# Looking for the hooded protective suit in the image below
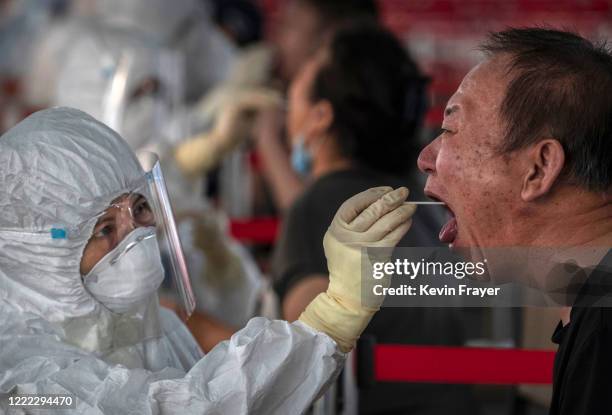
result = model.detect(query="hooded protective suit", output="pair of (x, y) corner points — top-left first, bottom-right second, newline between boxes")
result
(0, 108), (343, 413)
(53, 21), (265, 329)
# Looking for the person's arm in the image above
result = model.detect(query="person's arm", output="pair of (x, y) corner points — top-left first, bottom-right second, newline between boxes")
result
(0, 317), (342, 415)
(184, 311), (235, 353)
(1, 187), (414, 414)
(272, 186), (329, 320)
(175, 88), (282, 177)
(160, 296), (236, 353)
(283, 274), (329, 322)
(254, 108), (304, 211)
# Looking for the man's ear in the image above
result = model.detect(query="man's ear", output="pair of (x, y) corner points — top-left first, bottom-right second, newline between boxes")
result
(305, 100), (334, 140)
(521, 139), (565, 202)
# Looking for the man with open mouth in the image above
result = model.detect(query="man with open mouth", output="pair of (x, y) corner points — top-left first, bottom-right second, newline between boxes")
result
(417, 28), (612, 414)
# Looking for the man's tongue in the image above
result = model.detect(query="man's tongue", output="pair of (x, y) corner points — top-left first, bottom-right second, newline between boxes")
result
(439, 217), (458, 243)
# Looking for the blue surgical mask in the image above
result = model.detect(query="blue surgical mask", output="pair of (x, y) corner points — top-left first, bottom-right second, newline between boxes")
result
(290, 134), (312, 176)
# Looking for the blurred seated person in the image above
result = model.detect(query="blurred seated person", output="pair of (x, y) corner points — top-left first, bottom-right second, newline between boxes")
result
(175, 0), (379, 212)
(262, 22), (478, 414)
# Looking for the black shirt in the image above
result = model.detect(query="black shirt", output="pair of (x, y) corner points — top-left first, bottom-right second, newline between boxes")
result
(550, 250), (612, 415)
(273, 168), (478, 415)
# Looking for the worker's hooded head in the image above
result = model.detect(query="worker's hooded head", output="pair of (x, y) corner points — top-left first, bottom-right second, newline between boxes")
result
(0, 107), (193, 368)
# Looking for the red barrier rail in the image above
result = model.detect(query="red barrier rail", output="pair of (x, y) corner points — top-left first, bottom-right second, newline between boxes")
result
(230, 217), (280, 244)
(374, 345), (555, 385)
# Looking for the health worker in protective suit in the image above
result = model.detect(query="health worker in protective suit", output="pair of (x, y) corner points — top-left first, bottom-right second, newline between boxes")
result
(0, 107), (415, 414)
(53, 20), (271, 331)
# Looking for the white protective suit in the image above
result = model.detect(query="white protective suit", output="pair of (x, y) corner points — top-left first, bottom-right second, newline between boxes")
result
(0, 108), (343, 414)
(54, 21), (184, 152)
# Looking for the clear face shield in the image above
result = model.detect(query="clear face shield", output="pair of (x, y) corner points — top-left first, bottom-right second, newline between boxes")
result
(141, 152), (196, 317)
(81, 153), (195, 319)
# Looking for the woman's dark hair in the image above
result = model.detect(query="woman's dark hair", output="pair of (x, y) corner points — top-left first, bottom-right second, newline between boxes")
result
(311, 22), (428, 176)
(297, 0), (379, 27)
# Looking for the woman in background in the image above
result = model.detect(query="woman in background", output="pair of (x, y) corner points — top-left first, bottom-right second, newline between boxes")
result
(259, 22), (479, 414)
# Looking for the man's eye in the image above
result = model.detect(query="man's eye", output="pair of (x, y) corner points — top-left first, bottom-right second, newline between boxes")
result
(440, 128), (451, 134)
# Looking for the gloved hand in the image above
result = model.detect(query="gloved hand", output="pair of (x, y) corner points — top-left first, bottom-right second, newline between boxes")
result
(184, 209), (246, 289)
(198, 212), (245, 289)
(175, 88), (282, 176)
(299, 187), (416, 353)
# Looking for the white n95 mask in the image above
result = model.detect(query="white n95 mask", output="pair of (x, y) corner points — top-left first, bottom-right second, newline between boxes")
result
(84, 227), (165, 313)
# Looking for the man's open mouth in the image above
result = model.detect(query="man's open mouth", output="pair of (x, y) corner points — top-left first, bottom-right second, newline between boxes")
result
(425, 192), (457, 244)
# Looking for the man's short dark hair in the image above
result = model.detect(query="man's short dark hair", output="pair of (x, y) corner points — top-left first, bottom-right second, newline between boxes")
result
(480, 27), (612, 192)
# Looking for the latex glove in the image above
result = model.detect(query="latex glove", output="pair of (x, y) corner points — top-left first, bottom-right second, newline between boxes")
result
(175, 88), (282, 176)
(192, 210), (246, 289)
(299, 187), (416, 353)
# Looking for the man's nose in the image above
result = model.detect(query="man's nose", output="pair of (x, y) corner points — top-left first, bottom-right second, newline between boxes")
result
(417, 138), (439, 175)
